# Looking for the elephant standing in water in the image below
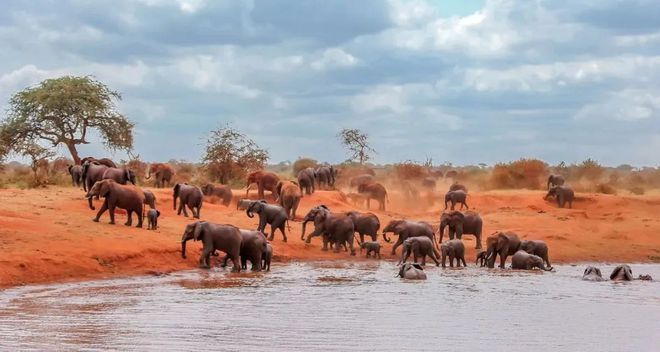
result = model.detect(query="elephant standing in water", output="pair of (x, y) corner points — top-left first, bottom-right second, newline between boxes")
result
(520, 240), (552, 268)
(547, 174), (565, 189)
(399, 237), (440, 266)
(511, 250), (553, 271)
(439, 211), (482, 249)
(610, 264), (634, 281)
(485, 232), (521, 268)
(146, 163), (175, 188)
(221, 230), (268, 271)
(86, 179), (144, 228)
(440, 239), (466, 268)
(397, 263), (427, 280)
(181, 221), (242, 270)
(582, 266), (604, 281)
(173, 183), (203, 218)
(382, 220), (437, 255)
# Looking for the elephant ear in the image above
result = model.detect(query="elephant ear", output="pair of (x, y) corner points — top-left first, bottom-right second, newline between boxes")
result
(100, 180), (112, 197)
(193, 222), (206, 241)
(496, 233), (508, 252)
(451, 211), (465, 223)
(610, 266), (621, 280)
(275, 182), (283, 196)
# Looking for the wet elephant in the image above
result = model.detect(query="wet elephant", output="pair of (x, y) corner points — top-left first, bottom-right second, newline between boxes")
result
(173, 183), (203, 218)
(382, 220), (437, 255)
(582, 266), (604, 281)
(485, 232), (521, 268)
(86, 179), (144, 228)
(397, 263), (426, 280)
(439, 210), (482, 249)
(511, 250), (553, 271)
(520, 240), (552, 268)
(610, 264), (633, 281)
(399, 237), (440, 266)
(440, 239), (466, 268)
(181, 221), (242, 270)
(221, 229), (268, 271)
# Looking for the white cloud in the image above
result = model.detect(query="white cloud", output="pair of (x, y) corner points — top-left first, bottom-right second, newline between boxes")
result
(310, 48), (358, 71)
(351, 85), (409, 113)
(575, 89), (660, 122)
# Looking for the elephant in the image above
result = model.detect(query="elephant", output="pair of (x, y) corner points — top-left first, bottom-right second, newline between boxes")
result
(444, 170), (458, 180)
(349, 174), (375, 190)
(82, 162), (109, 194)
(315, 165), (335, 189)
(360, 241), (381, 258)
(246, 200), (289, 242)
(180, 221), (242, 270)
(399, 237), (440, 266)
(582, 266), (604, 281)
(485, 232), (521, 268)
(397, 263), (426, 280)
(610, 264), (633, 281)
(68, 165), (83, 187)
(221, 230), (268, 271)
(545, 186), (574, 208)
(382, 220), (437, 255)
(511, 250), (553, 271)
(444, 190), (468, 211)
(102, 167), (136, 185)
(547, 174), (565, 189)
(201, 183), (233, 206)
(440, 239), (466, 268)
(301, 205), (356, 255)
(297, 167), (316, 195)
(449, 183), (468, 193)
(246, 171), (280, 200)
(80, 157), (117, 168)
(173, 183), (203, 218)
(237, 199), (256, 210)
(421, 177), (436, 189)
(439, 211), (483, 249)
(85, 179), (144, 228)
(146, 163), (175, 188)
(520, 240), (552, 268)
(146, 209), (160, 230)
(275, 180), (302, 220)
(345, 192), (368, 207)
(262, 243), (273, 271)
(476, 250), (488, 267)
(430, 170), (444, 178)
(357, 182), (388, 211)
(345, 211), (380, 244)
(143, 190), (156, 209)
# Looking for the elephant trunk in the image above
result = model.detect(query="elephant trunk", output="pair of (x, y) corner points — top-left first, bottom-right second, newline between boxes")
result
(382, 232), (391, 243)
(181, 240), (187, 259)
(87, 195), (95, 210)
(301, 220), (308, 240)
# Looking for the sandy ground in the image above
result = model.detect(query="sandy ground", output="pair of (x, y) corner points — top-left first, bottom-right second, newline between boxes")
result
(0, 185), (659, 288)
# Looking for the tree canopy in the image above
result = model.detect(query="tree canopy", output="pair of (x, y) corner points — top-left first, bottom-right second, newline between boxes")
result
(0, 75), (134, 164)
(337, 128), (375, 165)
(203, 125), (269, 184)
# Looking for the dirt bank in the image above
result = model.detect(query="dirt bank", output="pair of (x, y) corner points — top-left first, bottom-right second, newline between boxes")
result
(1, 186), (659, 288)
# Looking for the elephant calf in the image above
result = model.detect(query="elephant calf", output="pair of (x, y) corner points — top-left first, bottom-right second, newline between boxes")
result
(262, 243), (273, 271)
(520, 240), (551, 268)
(360, 241), (381, 259)
(475, 250), (488, 267)
(146, 209), (160, 230)
(400, 237), (440, 266)
(397, 263), (426, 280)
(511, 250), (552, 271)
(582, 266), (604, 281)
(440, 239), (466, 268)
(246, 200), (289, 242)
(444, 190), (468, 211)
(544, 185), (574, 208)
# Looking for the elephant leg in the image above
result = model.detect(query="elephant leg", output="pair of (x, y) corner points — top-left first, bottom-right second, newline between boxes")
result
(421, 255), (426, 266)
(182, 203), (191, 217)
(463, 201), (469, 210)
(279, 224), (287, 242)
(125, 210), (133, 226)
(230, 254), (241, 273)
(177, 201), (184, 216)
(199, 246), (212, 269)
(391, 238), (403, 255)
(461, 257), (467, 267)
(93, 200), (109, 222)
(449, 256), (454, 267)
(499, 252), (508, 269)
(108, 202), (117, 225)
(359, 234), (365, 244)
(221, 255), (230, 268)
(322, 236), (329, 251)
(476, 234), (482, 249)
(347, 236), (355, 256)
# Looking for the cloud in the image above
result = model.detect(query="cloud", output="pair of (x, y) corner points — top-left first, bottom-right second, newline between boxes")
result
(575, 89), (660, 121)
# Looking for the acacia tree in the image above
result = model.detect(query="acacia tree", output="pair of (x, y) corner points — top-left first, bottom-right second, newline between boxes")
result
(337, 128), (375, 165)
(202, 126), (269, 184)
(0, 76), (134, 164)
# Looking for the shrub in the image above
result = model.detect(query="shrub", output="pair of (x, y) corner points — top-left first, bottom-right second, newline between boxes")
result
(575, 158), (604, 182)
(489, 159), (547, 189)
(393, 160), (427, 180)
(629, 186), (645, 195)
(595, 183), (617, 195)
(292, 158), (318, 175)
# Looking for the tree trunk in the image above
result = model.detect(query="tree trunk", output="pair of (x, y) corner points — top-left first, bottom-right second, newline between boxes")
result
(65, 142), (81, 165)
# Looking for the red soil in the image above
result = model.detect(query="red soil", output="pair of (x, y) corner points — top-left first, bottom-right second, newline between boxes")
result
(0, 186), (659, 288)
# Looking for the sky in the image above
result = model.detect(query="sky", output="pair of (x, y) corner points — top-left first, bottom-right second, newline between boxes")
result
(0, 0), (659, 166)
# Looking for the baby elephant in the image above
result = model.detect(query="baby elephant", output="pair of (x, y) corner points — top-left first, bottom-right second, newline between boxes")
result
(475, 250), (488, 267)
(360, 241), (381, 259)
(397, 263), (427, 280)
(146, 209), (161, 230)
(262, 243), (273, 271)
(582, 266), (604, 281)
(440, 239), (466, 268)
(444, 190), (468, 211)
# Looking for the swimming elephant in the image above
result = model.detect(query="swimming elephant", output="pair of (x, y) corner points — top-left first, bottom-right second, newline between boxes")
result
(485, 232), (521, 268)
(440, 239), (466, 268)
(275, 181), (301, 220)
(511, 250), (553, 271)
(246, 200), (289, 242)
(82, 162), (109, 195)
(520, 240), (551, 268)
(297, 167), (316, 195)
(246, 171), (280, 200)
(173, 183), (203, 218)
(357, 182), (388, 211)
(301, 205), (355, 255)
(262, 243), (273, 271)
(143, 190), (156, 209)
(146, 163), (175, 188)
(449, 182), (467, 193)
(610, 264), (633, 281)
(397, 263), (427, 280)
(439, 210), (482, 249)
(545, 185), (574, 208)
(181, 221), (242, 270)
(80, 157), (117, 168)
(345, 211), (380, 244)
(399, 237), (440, 266)
(201, 183), (233, 206)
(382, 219), (437, 255)
(582, 266), (604, 281)
(444, 190), (468, 211)
(547, 174), (565, 189)
(68, 165), (83, 187)
(86, 179), (144, 228)
(221, 229), (268, 271)
(349, 174), (375, 190)
(102, 167), (136, 185)
(315, 165), (335, 189)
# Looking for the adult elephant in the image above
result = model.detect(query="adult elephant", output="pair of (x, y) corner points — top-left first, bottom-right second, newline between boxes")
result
(180, 221), (242, 270)
(444, 190), (468, 210)
(397, 263), (426, 280)
(399, 237), (440, 266)
(439, 211), (483, 249)
(145, 163), (175, 188)
(246, 171), (280, 200)
(301, 205), (355, 255)
(102, 167), (136, 185)
(345, 211), (380, 244)
(485, 232), (521, 268)
(82, 162), (109, 200)
(275, 180), (301, 220)
(545, 186), (574, 208)
(246, 200), (289, 242)
(201, 183), (233, 206)
(520, 240), (552, 268)
(449, 183), (468, 193)
(357, 182), (388, 211)
(610, 264), (634, 281)
(582, 266), (605, 281)
(85, 179), (144, 228)
(316, 165), (335, 189)
(297, 167), (316, 195)
(81, 157), (117, 168)
(511, 250), (553, 271)
(221, 230), (268, 271)
(382, 220), (437, 255)
(68, 165), (83, 187)
(173, 183), (203, 218)
(349, 174), (375, 190)
(547, 174), (565, 189)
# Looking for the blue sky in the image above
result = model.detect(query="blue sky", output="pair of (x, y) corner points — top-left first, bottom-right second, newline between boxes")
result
(1, 0), (658, 166)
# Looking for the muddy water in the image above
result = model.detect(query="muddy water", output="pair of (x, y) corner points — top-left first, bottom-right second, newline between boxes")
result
(0, 263), (658, 351)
